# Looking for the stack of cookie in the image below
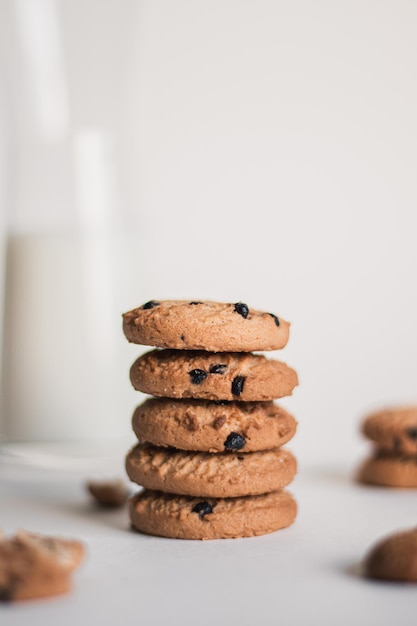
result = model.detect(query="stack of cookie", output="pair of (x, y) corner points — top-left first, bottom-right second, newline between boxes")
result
(122, 300), (299, 539)
(358, 406), (417, 488)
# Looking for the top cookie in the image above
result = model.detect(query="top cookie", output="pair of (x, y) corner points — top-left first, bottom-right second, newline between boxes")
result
(122, 300), (290, 352)
(362, 406), (417, 455)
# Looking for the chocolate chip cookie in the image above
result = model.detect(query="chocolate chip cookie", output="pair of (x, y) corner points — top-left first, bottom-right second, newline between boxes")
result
(129, 489), (297, 540)
(126, 443), (297, 498)
(132, 398), (297, 453)
(130, 349), (298, 401)
(122, 300), (290, 352)
(362, 406), (417, 455)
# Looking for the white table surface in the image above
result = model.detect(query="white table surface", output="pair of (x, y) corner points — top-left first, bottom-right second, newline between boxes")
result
(1, 444), (417, 626)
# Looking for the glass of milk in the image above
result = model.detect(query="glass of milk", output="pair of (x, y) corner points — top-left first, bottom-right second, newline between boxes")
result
(0, 1), (148, 452)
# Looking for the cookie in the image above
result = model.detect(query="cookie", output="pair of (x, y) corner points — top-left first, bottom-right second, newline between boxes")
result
(132, 398), (297, 453)
(357, 452), (417, 488)
(364, 527), (417, 581)
(122, 300), (290, 352)
(362, 406), (417, 455)
(129, 489), (297, 540)
(130, 349), (298, 401)
(126, 443), (297, 498)
(0, 531), (85, 602)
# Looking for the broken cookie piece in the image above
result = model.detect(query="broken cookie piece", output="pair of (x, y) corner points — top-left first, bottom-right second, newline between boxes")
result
(87, 479), (129, 508)
(0, 530), (85, 602)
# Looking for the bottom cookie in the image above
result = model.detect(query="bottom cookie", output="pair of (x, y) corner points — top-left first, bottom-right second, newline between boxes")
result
(129, 489), (297, 540)
(358, 453), (417, 488)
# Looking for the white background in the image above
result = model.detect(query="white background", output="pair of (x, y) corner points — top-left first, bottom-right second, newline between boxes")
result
(0, 0), (417, 469)
(1, 4), (417, 625)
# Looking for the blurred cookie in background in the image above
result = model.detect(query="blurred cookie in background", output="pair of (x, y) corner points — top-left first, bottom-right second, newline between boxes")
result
(357, 405), (417, 487)
(364, 526), (417, 582)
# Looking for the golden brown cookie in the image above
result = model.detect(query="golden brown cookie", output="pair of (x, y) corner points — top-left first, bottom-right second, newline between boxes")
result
(362, 406), (417, 455)
(357, 452), (417, 488)
(130, 349), (298, 401)
(129, 489), (297, 539)
(126, 443), (297, 498)
(0, 531), (85, 602)
(364, 527), (417, 581)
(132, 398), (297, 453)
(122, 300), (290, 352)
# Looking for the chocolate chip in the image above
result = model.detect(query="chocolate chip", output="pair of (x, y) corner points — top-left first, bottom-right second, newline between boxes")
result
(212, 416), (226, 430)
(269, 313), (280, 326)
(213, 400), (230, 405)
(234, 302), (249, 318)
(231, 376), (245, 396)
(192, 501), (214, 519)
(180, 334), (185, 341)
(209, 364), (227, 374)
(0, 586), (13, 603)
(224, 432), (246, 450)
(237, 456), (244, 461)
(406, 427), (417, 441)
(142, 300), (160, 309)
(188, 369), (207, 385)
(189, 301), (203, 305)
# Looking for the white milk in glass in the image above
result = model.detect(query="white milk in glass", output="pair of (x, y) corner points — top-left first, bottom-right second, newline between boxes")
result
(1, 232), (146, 442)
(0, 1), (149, 443)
